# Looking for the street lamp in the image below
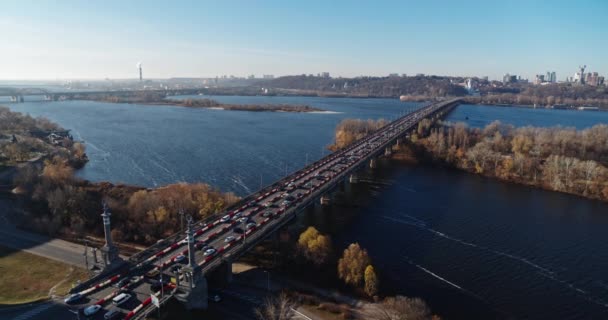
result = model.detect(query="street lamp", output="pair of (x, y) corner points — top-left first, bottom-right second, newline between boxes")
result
(179, 208), (185, 232)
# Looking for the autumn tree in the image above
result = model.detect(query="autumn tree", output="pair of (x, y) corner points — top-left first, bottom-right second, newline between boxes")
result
(364, 265), (379, 297)
(297, 226), (332, 266)
(338, 243), (371, 287)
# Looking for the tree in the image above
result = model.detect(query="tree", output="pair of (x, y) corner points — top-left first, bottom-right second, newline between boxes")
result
(254, 292), (295, 320)
(364, 296), (433, 320)
(364, 265), (379, 297)
(297, 227), (332, 266)
(337, 243), (371, 286)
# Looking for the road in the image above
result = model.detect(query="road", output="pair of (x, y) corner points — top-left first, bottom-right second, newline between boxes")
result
(0, 197), (88, 268)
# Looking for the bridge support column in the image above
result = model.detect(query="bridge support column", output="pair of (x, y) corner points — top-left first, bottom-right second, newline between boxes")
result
(369, 158), (377, 169)
(320, 194), (331, 205)
(10, 95), (23, 103)
(175, 218), (208, 310)
(349, 174), (358, 184)
(384, 146), (392, 156)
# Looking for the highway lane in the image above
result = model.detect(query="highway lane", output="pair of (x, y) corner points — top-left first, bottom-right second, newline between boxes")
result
(64, 100), (457, 320)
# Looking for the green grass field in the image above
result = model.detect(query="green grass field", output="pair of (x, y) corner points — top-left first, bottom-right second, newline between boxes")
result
(0, 246), (88, 304)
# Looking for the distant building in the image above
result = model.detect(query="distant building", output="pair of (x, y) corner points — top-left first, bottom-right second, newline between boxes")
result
(535, 74), (545, 85)
(503, 73), (517, 84)
(321, 72), (330, 78)
(388, 73), (399, 78)
(263, 74), (274, 79)
(248, 74), (255, 79)
(545, 71), (556, 83)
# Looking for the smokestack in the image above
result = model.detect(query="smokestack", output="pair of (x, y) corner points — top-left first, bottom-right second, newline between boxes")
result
(137, 62), (142, 81)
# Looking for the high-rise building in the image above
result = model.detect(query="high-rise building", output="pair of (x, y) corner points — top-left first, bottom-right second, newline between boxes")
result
(503, 73), (517, 84)
(321, 72), (330, 78)
(545, 71), (556, 83)
(535, 74), (545, 85)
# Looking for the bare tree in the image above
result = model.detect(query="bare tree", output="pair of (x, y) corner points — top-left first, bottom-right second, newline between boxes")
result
(364, 296), (433, 320)
(255, 292), (296, 320)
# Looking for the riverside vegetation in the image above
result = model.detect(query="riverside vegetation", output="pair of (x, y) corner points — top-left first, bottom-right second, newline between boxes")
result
(329, 117), (608, 203)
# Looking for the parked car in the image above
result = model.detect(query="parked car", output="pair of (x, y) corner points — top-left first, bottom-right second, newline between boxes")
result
(224, 236), (236, 243)
(209, 294), (222, 302)
(262, 211), (273, 218)
(246, 222), (257, 230)
(220, 215), (231, 223)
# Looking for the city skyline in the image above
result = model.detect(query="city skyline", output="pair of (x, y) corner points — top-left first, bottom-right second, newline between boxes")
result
(1, 0), (606, 81)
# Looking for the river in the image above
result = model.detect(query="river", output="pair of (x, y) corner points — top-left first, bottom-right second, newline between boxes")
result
(5, 98), (608, 319)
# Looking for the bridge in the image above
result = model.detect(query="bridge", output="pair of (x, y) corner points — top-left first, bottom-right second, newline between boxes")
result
(65, 99), (461, 320)
(0, 87), (206, 102)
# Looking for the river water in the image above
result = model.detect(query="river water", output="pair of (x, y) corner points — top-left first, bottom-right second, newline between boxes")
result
(5, 98), (608, 319)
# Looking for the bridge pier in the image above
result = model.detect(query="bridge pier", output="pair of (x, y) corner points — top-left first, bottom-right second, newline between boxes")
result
(10, 95), (23, 103)
(384, 146), (392, 156)
(320, 194), (331, 205)
(369, 158), (377, 169)
(349, 173), (358, 184)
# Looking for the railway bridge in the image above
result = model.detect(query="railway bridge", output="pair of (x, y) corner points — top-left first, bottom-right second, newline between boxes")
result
(66, 98), (462, 320)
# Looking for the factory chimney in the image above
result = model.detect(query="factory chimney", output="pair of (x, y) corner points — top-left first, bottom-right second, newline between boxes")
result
(137, 62), (142, 81)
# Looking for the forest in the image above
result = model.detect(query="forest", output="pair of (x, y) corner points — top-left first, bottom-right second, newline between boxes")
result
(413, 120), (608, 201)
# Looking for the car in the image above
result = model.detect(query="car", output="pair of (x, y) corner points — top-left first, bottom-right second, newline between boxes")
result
(233, 227), (244, 234)
(84, 304), (102, 316)
(150, 279), (170, 292)
(262, 211), (273, 218)
(171, 264), (183, 273)
(115, 278), (129, 288)
(203, 248), (216, 256)
(209, 294), (222, 302)
(194, 241), (207, 250)
(248, 200), (256, 207)
(104, 308), (121, 320)
(175, 254), (187, 264)
(232, 212), (243, 220)
(246, 222), (257, 230)
(145, 269), (160, 278)
(220, 215), (231, 223)
(281, 200), (291, 207)
(64, 293), (82, 304)
(224, 236), (236, 243)
(112, 293), (131, 306)
(238, 217), (248, 223)
(263, 202), (273, 208)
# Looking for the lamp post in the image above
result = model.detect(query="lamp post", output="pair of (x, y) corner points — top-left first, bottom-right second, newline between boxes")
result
(179, 208), (185, 233)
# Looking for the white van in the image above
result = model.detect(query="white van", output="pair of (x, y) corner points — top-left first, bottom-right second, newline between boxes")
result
(112, 293), (131, 306)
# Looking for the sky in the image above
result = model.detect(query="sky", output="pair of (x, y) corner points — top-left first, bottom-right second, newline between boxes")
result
(1, 0), (606, 81)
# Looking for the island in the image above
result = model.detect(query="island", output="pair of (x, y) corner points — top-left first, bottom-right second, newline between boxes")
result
(67, 92), (325, 113)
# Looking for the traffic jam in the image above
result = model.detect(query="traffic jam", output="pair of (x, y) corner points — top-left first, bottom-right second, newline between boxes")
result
(64, 101), (449, 319)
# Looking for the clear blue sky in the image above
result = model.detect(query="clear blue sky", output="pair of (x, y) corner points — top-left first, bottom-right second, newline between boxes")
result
(1, 0), (606, 80)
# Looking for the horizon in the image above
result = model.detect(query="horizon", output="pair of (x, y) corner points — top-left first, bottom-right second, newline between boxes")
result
(1, 0), (607, 81)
